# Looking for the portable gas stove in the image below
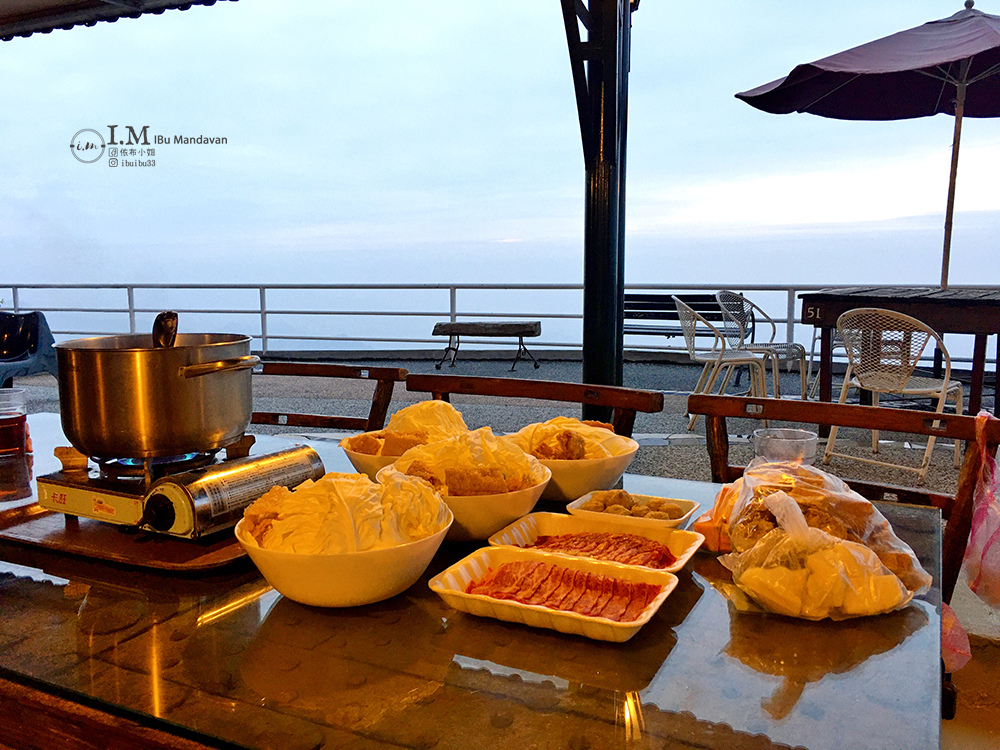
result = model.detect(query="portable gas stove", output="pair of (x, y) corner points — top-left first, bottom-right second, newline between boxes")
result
(36, 435), (325, 539)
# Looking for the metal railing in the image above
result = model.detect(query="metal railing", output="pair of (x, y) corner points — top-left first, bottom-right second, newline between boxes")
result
(2, 282), (996, 370)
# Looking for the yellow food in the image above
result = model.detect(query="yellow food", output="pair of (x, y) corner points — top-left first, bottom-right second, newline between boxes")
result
(384, 427), (544, 497)
(510, 416), (636, 460)
(339, 400), (468, 456)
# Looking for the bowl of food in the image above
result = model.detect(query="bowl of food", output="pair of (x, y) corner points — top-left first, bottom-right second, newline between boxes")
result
(236, 471), (453, 607)
(377, 427), (551, 541)
(567, 489), (699, 531)
(508, 417), (639, 502)
(339, 400), (469, 480)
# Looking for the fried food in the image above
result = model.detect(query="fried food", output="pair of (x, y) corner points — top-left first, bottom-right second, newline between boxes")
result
(339, 400), (468, 457)
(444, 466), (509, 496)
(380, 430), (429, 456)
(533, 429), (587, 460)
(342, 432), (383, 455)
(510, 416), (636, 460)
(580, 490), (686, 521)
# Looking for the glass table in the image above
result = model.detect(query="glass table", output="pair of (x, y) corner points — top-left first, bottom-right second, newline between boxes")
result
(0, 414), (943, 749)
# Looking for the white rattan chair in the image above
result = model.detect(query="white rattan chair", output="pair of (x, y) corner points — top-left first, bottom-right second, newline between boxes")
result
(715, 290), (808, 399)
(822, 307), (963, 482)
(672, 295), (769, 430)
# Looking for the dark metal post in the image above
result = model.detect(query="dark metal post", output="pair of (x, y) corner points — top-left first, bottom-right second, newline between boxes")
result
(561, 0), (633, 421)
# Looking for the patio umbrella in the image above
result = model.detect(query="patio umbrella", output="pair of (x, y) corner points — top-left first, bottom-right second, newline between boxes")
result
(736, 0), (1000, 288)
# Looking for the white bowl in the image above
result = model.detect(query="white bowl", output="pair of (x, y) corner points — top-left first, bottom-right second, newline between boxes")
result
(377, 465), (551, 541)
(341, 447), (399, 481)
(234, 511), (453, 607)
(567, 492), (700, 531)
(538, 441), (639, 502)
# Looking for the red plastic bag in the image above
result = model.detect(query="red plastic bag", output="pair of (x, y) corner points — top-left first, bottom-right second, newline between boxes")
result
(941, 602), (972, 673)
(964, 411), (1000, 608)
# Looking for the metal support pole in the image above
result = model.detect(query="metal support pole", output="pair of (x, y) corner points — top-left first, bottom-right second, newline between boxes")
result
(563, 0), (633, 422)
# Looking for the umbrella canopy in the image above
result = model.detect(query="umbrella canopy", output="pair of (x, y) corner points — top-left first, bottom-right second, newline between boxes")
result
(736, 0), (1000, 288)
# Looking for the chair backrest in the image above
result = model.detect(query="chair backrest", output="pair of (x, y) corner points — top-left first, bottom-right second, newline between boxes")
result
(0, 312), (40, 359)
(405, 373), (664, 437)
(671, 295), (723, 357)
(836, 307), (949, 393)
(715, 290), (757, 348)
(251, 361), (408, 432)
(685, 392), (1000, 604)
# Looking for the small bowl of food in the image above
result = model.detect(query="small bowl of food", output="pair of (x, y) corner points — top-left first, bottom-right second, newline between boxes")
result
(567, 489), (699, 530)
(236, 472), (453, 607)
(508, 417), (640, 502)
(339, 400), (469, 480)
(377, 427), (551, 541)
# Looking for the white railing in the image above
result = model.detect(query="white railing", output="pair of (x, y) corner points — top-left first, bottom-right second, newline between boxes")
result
(1, 282), (996, 369)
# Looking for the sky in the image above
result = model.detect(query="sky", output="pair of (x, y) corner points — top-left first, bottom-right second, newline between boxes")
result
(2, 0), (999, 289)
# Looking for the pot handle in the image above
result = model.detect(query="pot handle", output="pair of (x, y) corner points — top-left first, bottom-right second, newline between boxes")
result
(179, 355), (261, 379)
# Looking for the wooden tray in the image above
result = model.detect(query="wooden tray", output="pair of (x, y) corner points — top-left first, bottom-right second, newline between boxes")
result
(0, 498), (246, 571)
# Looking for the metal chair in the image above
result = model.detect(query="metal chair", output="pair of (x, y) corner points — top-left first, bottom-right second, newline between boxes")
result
(671, 295), (768, 430)
(805, 327), (846, 400)
(822, 308), (963, 483)
(715, 290), (808, 399)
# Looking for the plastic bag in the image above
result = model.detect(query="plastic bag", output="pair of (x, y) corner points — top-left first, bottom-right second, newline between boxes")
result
(720, 492), (912, 620)
(964, 411), (1000, 608)
(941, 602), (972, 673)
(693, 479), (741, 553)
(727, 458), (932, 596)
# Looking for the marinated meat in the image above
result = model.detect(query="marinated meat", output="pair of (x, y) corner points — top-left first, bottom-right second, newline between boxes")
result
(530, 532), (677, 569)
(466, 561), (662, 623)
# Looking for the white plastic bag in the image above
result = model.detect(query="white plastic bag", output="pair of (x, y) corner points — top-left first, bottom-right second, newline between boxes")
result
(721, 492), (912, 620)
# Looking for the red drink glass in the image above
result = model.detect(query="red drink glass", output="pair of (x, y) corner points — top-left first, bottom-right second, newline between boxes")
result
(0, 388), (27, 455)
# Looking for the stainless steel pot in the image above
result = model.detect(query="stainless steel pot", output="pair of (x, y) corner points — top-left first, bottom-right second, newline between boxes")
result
(56, 333), (260, 458)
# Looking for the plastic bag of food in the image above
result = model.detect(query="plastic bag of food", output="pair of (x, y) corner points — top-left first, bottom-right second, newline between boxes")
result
(720, 492), (912, 620)
(693, 479), (742, 553)
(727, 458), (932, 595)
(963, 411), (1000, 608)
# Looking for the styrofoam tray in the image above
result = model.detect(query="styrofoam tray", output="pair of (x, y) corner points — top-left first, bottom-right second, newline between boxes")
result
(428, 546), (678, 642)
(567, 492), (699, 530)
(487, 512), (704, 573)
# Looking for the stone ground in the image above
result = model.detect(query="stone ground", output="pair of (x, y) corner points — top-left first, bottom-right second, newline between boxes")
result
(12, 353), (1000, 746)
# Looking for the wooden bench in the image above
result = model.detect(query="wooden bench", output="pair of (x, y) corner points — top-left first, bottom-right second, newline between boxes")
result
(623, 293), (727, 341)
(251, 361), (408, 432)
(432, 321), (541, 371)
(406, 373), (664, 437)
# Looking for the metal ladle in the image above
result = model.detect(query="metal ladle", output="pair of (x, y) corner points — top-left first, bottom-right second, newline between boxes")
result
(152, 311), (178, 348)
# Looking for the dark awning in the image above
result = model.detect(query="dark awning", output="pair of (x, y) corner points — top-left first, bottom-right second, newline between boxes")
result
(1, 0), (236, 41)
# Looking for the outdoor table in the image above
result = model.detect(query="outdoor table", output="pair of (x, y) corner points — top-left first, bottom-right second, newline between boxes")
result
(800, 286), (1000, 416)
(0, 414), (943, 750)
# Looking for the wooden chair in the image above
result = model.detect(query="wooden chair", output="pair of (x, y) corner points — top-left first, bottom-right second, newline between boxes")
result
(251, 362), (408, 432)
(404, 373), (664, 437)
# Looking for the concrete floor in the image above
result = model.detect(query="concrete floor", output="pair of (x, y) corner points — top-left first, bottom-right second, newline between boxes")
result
(12, 354), (1000, 746)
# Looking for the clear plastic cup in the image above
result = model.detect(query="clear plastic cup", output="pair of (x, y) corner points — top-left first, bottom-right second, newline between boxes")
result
(752, 428), (818, 465)
(0, 388), (27, 455)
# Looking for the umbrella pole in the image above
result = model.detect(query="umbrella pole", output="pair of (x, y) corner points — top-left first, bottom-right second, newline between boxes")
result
(941, 81), (967, 289)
